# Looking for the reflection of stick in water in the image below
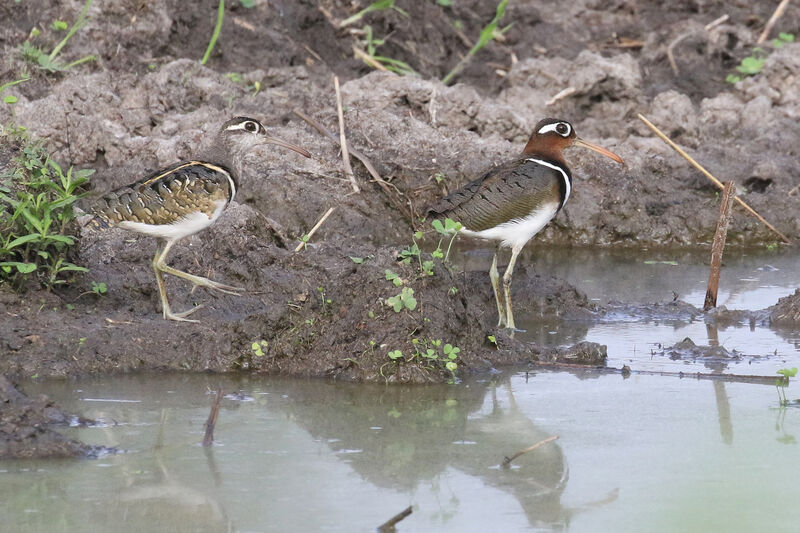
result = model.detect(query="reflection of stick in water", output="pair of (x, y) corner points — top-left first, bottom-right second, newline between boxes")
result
(503, 435), (560, 468)
(377, 505), (413, 532)
(203, 389), (223, 447)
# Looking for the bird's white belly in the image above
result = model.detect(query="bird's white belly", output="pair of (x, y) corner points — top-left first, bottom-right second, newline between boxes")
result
(459, 202), (559, 250)
(118, 200), (227, 241)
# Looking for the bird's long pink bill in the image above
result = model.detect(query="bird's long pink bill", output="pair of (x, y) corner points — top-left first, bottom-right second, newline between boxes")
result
(574, 138), (624, 165)
(265, 137), (312, 158)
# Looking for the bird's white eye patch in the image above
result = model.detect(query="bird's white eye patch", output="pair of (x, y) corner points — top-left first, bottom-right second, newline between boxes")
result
(537, 122), (571, 137)
(227, 120), (262, 133)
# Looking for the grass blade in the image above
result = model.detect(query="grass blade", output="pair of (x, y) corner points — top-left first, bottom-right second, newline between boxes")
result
(48, 0), (93, 62)
(202, 0), (225, 65)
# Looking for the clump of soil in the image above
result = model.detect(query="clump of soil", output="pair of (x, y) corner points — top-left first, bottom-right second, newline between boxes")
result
(770, 289), (800, 328)
(0, 375), (109, 459)
(663, 337), (740, 361)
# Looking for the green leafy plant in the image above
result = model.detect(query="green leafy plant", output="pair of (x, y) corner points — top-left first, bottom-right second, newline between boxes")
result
(340, 0), (408, 28)
(772, 32), (794, 49)
(410, 338), (460, 376)
(0, 129), (92, 288)
(726, 35), (794, 84)
(442, 0), (511, 84)
(399, 230), (436, 275)
(19, 0), (96, 72)
(382, 337), (462, 381)
(386, 286), (417, 312)
(251, 340), (268, 357)
(202, 0), (225, 65)
(776, 367), (797, 406)
(79, 280), (106, 296)
(0, 78), (29, 106)
(318, 286), (332, 312)
(431, 218), (463, 262)
(385, 268), (403, 286)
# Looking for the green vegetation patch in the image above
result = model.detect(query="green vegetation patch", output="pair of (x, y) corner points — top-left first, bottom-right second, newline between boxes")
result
(0, 125), (93, 290)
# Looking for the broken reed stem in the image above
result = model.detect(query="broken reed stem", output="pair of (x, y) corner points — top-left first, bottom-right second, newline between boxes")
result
(704, 182), (736, 311)
(377, 506), (413, 532)
(352, 45), (389, 71)
(334, 75), (359, 193)
(667, 31), (693, 75)
(502, 435), (560, 467)
(637, 114), (792, 244)
(757, 0), (792, 44)
(704, 14), (729, 31)
(295, 207), (335, 252)
(202, 388), (223, 447)
(546, 86), (577, 106)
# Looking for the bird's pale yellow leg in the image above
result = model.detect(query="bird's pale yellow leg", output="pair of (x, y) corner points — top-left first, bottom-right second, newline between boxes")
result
(489, 246), (506, 328)
(152, 239), (204, 322)
(155, 239), (244, 295)
(502, 244), (524, 331)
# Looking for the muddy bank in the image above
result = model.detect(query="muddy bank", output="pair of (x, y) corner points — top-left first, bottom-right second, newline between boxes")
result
(0, 202), (606, 381)
(0, 375), (106, 459)
(1, 0), (799, 383)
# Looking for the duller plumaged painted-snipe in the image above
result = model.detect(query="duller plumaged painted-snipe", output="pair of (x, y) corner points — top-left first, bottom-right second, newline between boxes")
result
(89, 116), (311, 322)
(428, 118), (624, 330)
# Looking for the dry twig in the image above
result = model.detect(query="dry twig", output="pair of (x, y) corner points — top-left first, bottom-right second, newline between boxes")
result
(667, 31), (694, 75)
(637, 114), (792, 244)
(704, 14), (730, 31)
(546, 86), (577, 106)
(334, 75), (359, 193)
(502, 436), (560, 467)
(291, 109), (411, 219)
(757, 0), (792, 44)
(295, 207), (336, 252)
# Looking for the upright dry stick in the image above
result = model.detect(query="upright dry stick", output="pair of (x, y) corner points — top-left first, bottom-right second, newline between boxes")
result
(637, 114), (792, 244)
(704, 182), (736, 311)
(202, 389), (223, 447)
(757, 0), (792, 44)
(334, 75), (359, 193)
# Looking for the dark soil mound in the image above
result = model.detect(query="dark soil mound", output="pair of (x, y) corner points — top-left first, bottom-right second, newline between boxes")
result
(0, 375), (108, 459)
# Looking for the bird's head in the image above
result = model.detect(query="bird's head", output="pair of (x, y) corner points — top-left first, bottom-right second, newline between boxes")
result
(522, 118), (623, 165)
(220, 116), (311, 159)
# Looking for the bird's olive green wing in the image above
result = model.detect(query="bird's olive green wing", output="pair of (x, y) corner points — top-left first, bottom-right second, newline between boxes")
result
(90, 161), (235, 227)
(428, 158), (569, 231)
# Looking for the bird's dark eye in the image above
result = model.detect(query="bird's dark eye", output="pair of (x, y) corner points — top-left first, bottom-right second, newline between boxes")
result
(556, 123), (569, 135)
(244, 121), (258, 132)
